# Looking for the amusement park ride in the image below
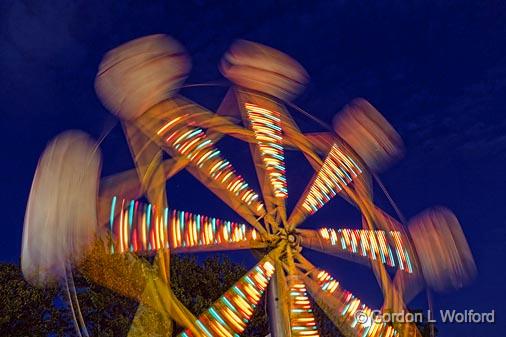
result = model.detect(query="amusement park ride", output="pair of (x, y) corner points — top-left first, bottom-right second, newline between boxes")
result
(21, 35), (477, 337)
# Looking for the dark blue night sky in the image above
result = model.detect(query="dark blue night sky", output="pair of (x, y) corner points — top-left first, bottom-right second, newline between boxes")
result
(1, 1), (505, 336)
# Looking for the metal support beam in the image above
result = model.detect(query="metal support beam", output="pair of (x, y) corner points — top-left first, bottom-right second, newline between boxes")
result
(268, 272), (289, 337)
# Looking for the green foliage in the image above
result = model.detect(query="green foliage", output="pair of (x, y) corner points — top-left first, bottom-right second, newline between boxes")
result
(0, 256), (267, 336)
(71, 271), (138, 337)
(0, 259), (436, 337)
(0, 264), (64, 336)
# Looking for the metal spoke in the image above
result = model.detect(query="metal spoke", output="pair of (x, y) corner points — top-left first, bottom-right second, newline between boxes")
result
(294, 255), (400, 337)
(131, 97), (269, 234)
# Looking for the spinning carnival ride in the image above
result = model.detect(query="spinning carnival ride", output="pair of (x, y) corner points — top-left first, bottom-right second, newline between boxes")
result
(21, 35), (477, 337)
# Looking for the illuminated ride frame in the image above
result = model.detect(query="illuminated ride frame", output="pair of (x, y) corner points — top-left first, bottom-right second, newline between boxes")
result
(21, 35), (476, 337)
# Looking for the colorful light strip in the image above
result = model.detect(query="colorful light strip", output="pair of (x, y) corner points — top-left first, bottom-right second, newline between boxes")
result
(318, 228), (412, 273)
(178, 259), (275, 337)
(109, 197), (258, 254)
(289, 279), (320, 337)
(244, 103), (288, 199)
(316, 270), (339, 294)
(312, 268), (398, 337)
(170, 209), (257, 249)
(157, 115), (264, 214)
(302, 144), (362, 215)
(108, 198), (167, 254)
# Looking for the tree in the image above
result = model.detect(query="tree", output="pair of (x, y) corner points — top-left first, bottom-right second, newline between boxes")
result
(0, 258), (436, 337)
(0, 263), (64, 336)
(0, 255), (267, 336)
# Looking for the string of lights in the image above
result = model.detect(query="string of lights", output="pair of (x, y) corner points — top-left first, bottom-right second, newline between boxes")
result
(289, 279), (320, 337)
(301, 144), (362, 215)
(108, 197), (258, 254)
(318, 228), (413, 273)
(311, 268), (398, 337)
(156, 114), (265, 214)
(244, 103), (288, 199)
(170, 209), (258, 250)
(178, 258), (275, 337)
